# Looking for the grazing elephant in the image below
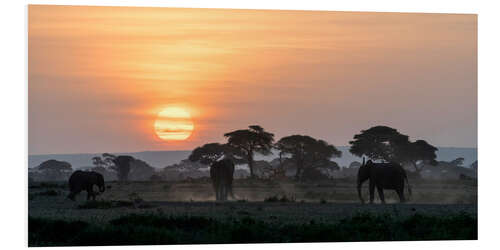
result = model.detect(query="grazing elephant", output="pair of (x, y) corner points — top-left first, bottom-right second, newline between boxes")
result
(210, 159), (235, 201)
(357, 159), (412, 204)
(67, 170), (105, 201)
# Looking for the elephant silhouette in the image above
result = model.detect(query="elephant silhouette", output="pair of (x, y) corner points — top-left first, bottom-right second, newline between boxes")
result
(67, 170), (105, 201)
(210, 159), (235, 201)
(357, 159), (412, 204)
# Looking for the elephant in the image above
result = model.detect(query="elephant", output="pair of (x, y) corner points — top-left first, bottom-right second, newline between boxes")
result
(210, 159), (235, 201)
(67, 170), (105, 201)
(357, 159), (412, 204)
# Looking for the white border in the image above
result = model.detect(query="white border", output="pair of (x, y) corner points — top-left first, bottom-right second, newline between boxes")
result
(2, 0), (498, 249)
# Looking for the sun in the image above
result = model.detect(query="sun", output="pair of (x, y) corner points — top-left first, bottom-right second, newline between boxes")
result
(154, 106), (194, 141)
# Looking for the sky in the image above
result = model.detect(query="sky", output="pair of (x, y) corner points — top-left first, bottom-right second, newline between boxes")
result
(28, 5), (477, 155)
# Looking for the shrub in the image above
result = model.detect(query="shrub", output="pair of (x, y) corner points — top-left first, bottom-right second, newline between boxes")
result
(77, 200), (133, 209)
(36, 190), (59, 196)
(29, 212), (477, 246)
(264, 195), (279, 202)
(128, 192), (144, 203)
(264, 194), (295, 202)
(29, 217), (89, 246)
(40, 182), (66, 188)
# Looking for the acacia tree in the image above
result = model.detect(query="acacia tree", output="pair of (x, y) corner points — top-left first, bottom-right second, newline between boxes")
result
(349, 126), (409, 162)
(92, 157), (105, 168)
(396, 139), (438, 175)
(470, 161), (478, 171)
(112, 155), (135, 181)
(35, 160), (73, 181)
(188, 143), (228, 165)
(349, 126), (438, 175)
(450, 157), (465, 167)
(224, 125), (274, 178)
(91, 153), (135, 181)
(276, 135), (341, 180)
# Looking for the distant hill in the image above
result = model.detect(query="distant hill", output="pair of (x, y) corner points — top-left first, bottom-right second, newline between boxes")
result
(28, 146), (477, 170)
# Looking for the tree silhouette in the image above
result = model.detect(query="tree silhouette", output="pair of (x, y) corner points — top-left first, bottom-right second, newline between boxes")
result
(349, 126), (409, 162)
(396, 139), (438, 175)
(92, 156), (109, 169)
(37, 159), (72, 172)
(110, 155), (135, 182)
(189, 143), (228, 165)
(34, 159), (73, 181)
(450, 157), (465, 167)
(91, 153), (138, 181)
(129, 158), (155, 181)
(470, 160), (478, 171)
(224, 125), (274, 178)
(349, 126), (438, 176)
(276, 135), (341, 181)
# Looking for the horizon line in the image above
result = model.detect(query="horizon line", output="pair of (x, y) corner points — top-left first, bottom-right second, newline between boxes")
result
(28, 145), (478, 156)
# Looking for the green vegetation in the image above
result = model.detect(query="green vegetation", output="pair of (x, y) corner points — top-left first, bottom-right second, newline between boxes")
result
(29, 182), (67, 189)
(77, 200), (134, 209)
(29, 212), (477, 246)
(29, 189), (60, 199)
(36, 189), (60, 196)
(264, 194), (296, 202)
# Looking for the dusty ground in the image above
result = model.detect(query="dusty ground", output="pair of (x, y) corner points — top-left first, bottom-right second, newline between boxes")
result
(28, 179), (477, 224)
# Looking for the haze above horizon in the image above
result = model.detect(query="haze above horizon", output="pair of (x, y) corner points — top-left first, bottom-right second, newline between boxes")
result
(29, 6), (477, 154)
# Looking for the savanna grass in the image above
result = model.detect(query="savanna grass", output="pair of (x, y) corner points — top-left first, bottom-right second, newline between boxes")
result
(29, 212), (477, 246)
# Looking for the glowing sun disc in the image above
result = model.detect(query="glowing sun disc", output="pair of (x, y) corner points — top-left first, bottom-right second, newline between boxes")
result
(154, 107), (194, 141)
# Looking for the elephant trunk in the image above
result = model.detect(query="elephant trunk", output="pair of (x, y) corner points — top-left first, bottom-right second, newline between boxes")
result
(99, 185), (105, 193)
(357, 179), (365, 204)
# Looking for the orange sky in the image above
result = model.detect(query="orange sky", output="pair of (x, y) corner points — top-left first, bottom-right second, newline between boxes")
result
(28, 5), (477, 154)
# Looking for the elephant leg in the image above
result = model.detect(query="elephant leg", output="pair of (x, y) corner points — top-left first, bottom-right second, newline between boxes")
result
(224, 184), (228, 201)
(396, 189), (406, 203)
(377, 187), (385, 204)
(221, 185), (225, 201)
(369, 181), (375, 204)
(86, 187), (94, 201)
(67, 191), (77, 201)
(212, 183), (218, 201)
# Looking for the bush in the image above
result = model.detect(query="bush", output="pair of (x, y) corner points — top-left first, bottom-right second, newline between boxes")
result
(77, 200), (133, 209)
(264, 195), (279, 202)
(128, 192), (144, 204)
(29, 217), (89, 246)
(40, 182), (66, 188)
(29, 212), (477, 246)
(264, 194), (295, 202)
(36, 190), (59, 196)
